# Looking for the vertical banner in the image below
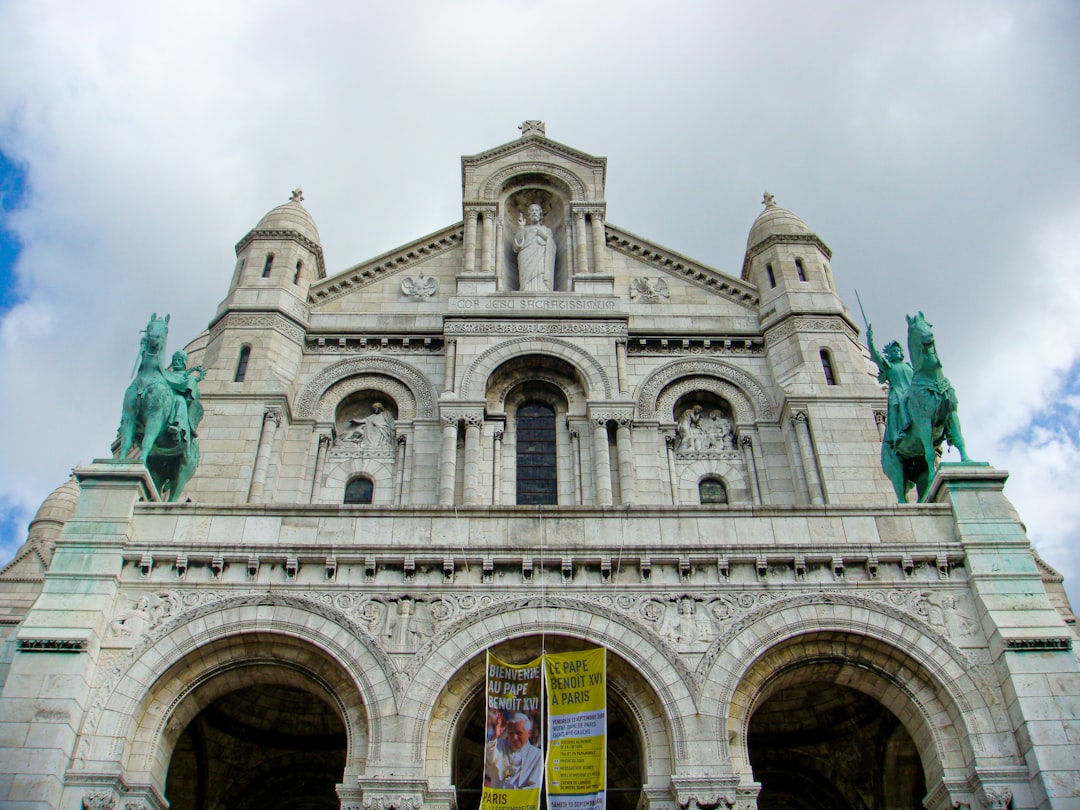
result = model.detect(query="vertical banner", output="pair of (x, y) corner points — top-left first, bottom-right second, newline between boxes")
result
(481, 652), (545, 810)
(545, 648), (606, 810)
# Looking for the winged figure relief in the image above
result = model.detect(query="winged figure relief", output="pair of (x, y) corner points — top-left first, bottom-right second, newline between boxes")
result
(630, 276), (669, 301)
(401, 274), (439, 298)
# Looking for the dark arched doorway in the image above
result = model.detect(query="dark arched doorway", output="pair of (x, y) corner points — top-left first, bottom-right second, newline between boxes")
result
(450, 639), (644, 810)
(748, 679), (925, 810)
(165, 683), (347, 810)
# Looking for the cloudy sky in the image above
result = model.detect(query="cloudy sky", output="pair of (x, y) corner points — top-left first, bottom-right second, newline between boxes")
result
(1, 2), (1078, 603)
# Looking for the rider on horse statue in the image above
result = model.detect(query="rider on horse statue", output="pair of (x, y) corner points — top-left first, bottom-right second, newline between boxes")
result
(866, 312), (971, 503)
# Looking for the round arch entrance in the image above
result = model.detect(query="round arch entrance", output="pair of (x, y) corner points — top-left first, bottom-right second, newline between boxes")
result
(747, 665), (925, 809)
(442, 636), (649, 810)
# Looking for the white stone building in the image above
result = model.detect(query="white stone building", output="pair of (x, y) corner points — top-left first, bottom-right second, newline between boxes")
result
(2, 124), (1079, 810)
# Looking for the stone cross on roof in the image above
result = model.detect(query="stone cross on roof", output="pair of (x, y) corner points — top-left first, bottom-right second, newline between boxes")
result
(519, 120), (546, 138)
(762, 191), (776, 208)
(290, 187), (305, 203)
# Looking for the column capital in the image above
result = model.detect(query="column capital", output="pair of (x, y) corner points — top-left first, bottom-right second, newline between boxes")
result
(264, 406), (283, 425)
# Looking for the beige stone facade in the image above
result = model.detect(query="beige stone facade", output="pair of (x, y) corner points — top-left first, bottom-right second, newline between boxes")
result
(1, 126), (1079, 810)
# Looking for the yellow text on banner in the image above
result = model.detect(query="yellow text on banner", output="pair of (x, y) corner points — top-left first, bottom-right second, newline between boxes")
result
(545, 647), (606, 808)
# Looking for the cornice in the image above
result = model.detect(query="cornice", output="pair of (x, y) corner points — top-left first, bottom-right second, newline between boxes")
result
(605, 224), (759, 308)
(309, 224), (463, 306)
(235, 229), (327, 279)
(740, 232), (833, 279)
(461, 134), (607, 175)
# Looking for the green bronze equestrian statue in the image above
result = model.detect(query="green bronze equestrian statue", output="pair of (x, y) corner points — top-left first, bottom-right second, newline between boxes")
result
(118, 314), (204, 501)
(868, 312), (970, 502)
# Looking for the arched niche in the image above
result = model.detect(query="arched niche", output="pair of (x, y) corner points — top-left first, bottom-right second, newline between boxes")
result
(499, 174), (573, 292)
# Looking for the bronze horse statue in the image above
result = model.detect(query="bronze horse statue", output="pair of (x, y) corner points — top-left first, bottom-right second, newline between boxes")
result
(118, 314), (203, 501)
(878, 312), (970, 502)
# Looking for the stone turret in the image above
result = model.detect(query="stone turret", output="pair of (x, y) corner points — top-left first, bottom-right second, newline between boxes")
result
(205, 189), (324, 388)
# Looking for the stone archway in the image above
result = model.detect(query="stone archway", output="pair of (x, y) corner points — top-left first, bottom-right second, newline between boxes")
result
(746, 659), (926, 810)
(437, 636), (649, 810)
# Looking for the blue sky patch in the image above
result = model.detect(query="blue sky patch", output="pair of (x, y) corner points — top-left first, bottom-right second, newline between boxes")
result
(0, 149), (28, 312)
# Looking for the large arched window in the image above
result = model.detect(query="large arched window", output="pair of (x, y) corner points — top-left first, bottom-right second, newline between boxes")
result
(344, 476), (373, 504)
(516, 402), (557, 505)
(699, 477), (728, 504)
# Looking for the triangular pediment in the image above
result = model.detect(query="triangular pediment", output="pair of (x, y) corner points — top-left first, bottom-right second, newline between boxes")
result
(462, 133), (606, 177)
(606, 223), (759, 309)
(309, 223), (463, 306)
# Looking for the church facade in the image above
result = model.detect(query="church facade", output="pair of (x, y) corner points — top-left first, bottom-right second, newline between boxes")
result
(1, 124), (1079, 810)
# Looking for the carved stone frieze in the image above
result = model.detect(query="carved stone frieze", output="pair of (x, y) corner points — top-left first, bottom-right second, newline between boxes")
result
(209, 312), (305, 346)
(444, 320), (626, 336)
(306, 336), (443, 355)
(83, 791), (116, 810)
(764, 315), (856, 344)
(626, 337), (763, 356)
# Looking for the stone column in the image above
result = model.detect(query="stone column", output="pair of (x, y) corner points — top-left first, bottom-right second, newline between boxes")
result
(394, 435), (407, 505)
(463, 210), (477, 274)
(574, 210), (589, 275)
(444, 338), (457, 394)
(592, 418), (614, 506)
(665, 434), (680, 505)
(494, 216), (504, 289)
(492, 430), (504, 505)
(308, 432), (331, 504)
(741, 435), (762, 505)
(481, 210), (494, 274)
(749, 429), (770, 503)
(570, 429), (583, 505)
(615, 419), (636, 504)
(438, 415), (458, 506)
(248, 406), (281, 503)
(555, 415), (573, 505)
(590, 211), (607, 275)
(792, 411), (825, 505)
(463, 414), (483, 506)
(615, 339), (629, 395)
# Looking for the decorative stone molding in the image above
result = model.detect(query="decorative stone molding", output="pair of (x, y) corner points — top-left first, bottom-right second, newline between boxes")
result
(979, 786), (1012, 809)
(307, 335), (443, 355)
(460, 336), (612, 401)
(606, 225), (757, 306)
(310, 225), (462, 303)
(626, 337), (763, 356)
(741, 231), (833, 278)
(209, 311), (306, 345)
(763, 315), (856, 344)
(319, 376), (416, 425)
(672, 776), (740, 810)
(82, 791), (116, 810)
(1004, 637), (1072, 651)
(263, 406), (282, 426)
(639, 360), (774, 422)
(479, 162), (588, 201)
(18, 638), (88, 653)
(444, 320), (626, 336)
(296, 356), (437, 420)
